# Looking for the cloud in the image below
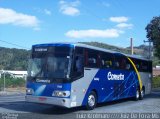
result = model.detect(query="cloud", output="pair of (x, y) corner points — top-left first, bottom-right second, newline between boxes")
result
(34, 8), (52, 16)
(59, 0), (80, 16)
(110, 16), (128, 23)
(102, 2), (110, 7)
(44, 9), (52, 15)
(65, 29), (124, 38)
(116, 23), (133, 29)
(0, 7), (40, 29)
(61, 7), (79, 16)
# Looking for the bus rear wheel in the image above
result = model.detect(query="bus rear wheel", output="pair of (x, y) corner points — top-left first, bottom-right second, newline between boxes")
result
(140, 88), (145, 100)
(135, 89), (140, 101)
(86, 91), (97, 110)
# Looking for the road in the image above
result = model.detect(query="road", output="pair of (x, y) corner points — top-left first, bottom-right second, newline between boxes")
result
(0, 89), (160, 119)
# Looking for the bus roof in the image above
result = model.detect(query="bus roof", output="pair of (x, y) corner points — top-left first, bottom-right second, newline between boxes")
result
(32, 42), (151, 61)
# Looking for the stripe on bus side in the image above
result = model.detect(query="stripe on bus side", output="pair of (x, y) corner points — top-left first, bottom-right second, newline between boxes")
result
(127, 57), (142, 91)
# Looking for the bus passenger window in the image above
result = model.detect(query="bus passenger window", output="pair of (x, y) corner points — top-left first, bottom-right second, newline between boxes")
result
(75, 56), (83, 72)
(115, 62), (120, 68)
(105, 61), (112, 68)
(136, 64), (140, 69)
(126, 64), (130, 70)
(72, 55), (84, 79)
(117, 59), (127, 69)
(102, 60), (105, 66)
(88, 58), (96, 64)
(86, 49), (98, 68)
(141, 61), (148, 72)
(101, 52), (114, 69)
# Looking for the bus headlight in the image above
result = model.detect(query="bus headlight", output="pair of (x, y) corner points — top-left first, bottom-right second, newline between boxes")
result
(52, 91), (70, 97)
(26, 88), (34, 95)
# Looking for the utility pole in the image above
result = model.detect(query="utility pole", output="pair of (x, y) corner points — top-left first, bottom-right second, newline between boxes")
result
(130, 38), (133, 55)
(4, 73), (5, 92)
(144, 40), (152, 59)
(2, 70), (6, 92)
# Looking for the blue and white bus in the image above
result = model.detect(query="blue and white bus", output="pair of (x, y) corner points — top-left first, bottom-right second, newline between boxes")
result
(26, 43), (152, 110)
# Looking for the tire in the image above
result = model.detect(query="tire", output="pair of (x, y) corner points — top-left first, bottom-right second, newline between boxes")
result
(140, 88), (145, 100)
(86, 91), (97, 110)
(135, 89), (140, 101)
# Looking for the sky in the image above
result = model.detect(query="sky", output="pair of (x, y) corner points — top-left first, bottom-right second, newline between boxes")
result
(0, 0), (160, 50)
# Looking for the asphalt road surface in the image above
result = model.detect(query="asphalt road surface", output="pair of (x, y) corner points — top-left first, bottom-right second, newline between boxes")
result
(0, 89), (160, 119)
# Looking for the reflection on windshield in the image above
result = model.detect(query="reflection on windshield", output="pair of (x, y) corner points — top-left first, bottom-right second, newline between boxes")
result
(29, 58), (44, 77)
(28, 55), (70, 79)
(46, 57), (69, 78)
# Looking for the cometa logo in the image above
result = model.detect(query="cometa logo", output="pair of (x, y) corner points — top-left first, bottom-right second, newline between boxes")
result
(107, 72), (124, 80)
(36, 79), (50, 83)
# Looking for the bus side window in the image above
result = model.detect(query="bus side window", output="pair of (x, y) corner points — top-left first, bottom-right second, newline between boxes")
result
(148, 61), (152, 73)
(88, 58), (96, 64)
(105, 61), (112, 68)
(114, 61), (120, 68)
(136, 64), (140, 69)
(135, 59), (151, 73)
(134, 59), (140, 70)
(125, 58), (133, 70)
(86, 49), (98, 68)
(72, 55), (84, 79)
(125, 63), (131, 70)
(141, 61), (148, 72)
(101, 52), (114, 69)
(114, 55), (133, 70)
(75, 56), (83, 72)
(114, 55), (122, 69)
(72, 47), (84, 79)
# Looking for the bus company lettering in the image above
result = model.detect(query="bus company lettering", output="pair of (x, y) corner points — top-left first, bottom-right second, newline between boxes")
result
(36, 79), (50, 83)
(107, 72), (124, 80)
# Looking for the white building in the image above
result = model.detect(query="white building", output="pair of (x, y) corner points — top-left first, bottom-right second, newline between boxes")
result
(156, 65), (160, 69)
(0, 70), (27, 79)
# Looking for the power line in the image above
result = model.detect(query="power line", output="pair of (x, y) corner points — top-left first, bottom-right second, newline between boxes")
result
(0, 39), (30, 50)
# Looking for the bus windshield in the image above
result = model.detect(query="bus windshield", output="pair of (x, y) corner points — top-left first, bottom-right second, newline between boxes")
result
(27, 46), (72, 83)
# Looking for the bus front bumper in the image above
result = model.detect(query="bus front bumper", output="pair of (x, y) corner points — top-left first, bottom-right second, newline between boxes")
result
(25, 95), (76, 108)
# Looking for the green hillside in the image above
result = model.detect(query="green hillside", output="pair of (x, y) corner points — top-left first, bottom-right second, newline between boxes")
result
(0, 47), (30, 70)
(80, 42), (146, 56)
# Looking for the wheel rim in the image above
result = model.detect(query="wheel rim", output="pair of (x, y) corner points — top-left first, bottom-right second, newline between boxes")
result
(88, 95), (95, 107)
(141, 90), (144, 98)
(136, 90), (139, 99)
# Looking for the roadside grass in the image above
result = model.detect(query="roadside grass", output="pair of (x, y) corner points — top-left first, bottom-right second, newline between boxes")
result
(0, 77), (25, 91)
(152, 76), (160, 88)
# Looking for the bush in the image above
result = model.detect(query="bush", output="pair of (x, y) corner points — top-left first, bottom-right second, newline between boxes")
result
(0, 77), (25, 88)
(152, 76), (160, 88)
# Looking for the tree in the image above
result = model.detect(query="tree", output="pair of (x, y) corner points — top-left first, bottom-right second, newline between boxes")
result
(146, 16), (160, 59)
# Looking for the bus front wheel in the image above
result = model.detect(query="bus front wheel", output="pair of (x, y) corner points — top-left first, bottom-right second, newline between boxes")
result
(86, 91), (97, 110)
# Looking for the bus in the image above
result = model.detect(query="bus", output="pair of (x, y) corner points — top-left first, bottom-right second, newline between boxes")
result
(26, 43), (152, 110)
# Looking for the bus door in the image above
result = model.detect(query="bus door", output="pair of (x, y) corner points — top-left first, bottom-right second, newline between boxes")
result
(71, 47), (84, 80)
